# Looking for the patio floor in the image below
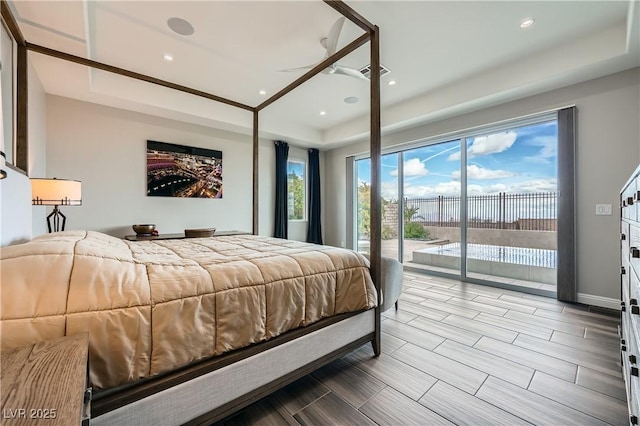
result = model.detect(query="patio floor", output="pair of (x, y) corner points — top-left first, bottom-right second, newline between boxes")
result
(363, 239), (557, 293)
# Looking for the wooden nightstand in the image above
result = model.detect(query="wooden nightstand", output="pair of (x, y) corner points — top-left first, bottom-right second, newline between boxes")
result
(124, 230), (250, 241)
(1, 334), (91, 425)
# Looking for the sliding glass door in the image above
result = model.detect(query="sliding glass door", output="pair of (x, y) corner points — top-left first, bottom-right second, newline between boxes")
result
(463, 122), (558, 292)
(354, 114), (561, 294)
(401, 141), (461, 274)
(356, 153), (400, 259)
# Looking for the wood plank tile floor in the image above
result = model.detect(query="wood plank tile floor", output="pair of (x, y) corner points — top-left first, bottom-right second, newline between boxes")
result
(216, 272), (628, 426)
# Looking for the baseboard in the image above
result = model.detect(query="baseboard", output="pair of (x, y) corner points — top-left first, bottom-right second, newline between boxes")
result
(576, 293), (620, 310)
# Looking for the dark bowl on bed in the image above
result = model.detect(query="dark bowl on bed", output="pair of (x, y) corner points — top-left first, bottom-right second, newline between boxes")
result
(132, 224), (156, 236)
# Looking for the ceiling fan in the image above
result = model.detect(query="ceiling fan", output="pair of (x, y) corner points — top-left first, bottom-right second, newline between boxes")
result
(281, 17), (368, 81)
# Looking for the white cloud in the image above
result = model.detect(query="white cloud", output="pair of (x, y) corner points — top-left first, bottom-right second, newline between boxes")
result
(467, 183), (508, 195)
(508, 178), (558, 193)
(452, 165), (515, 180)
(404, 181), (461, 198)
(381, 181), (399, 200)
(391, 158), (428, 177)
(467, 179), (556, 195)
(403, 178), (557, 199)
(359, 180), (400, 201)
(448, 131), (517, 161)
(524, 135), (557, 163)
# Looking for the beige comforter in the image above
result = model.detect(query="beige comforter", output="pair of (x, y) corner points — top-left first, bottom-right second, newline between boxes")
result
(0, 231), (376, 389)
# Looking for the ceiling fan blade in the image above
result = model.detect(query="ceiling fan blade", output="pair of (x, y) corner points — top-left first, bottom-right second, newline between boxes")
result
(279, 64), (316, 72)
(332, 64), (368, 80)
(280, 63), (335, 75)
(326, 17), (345, 56)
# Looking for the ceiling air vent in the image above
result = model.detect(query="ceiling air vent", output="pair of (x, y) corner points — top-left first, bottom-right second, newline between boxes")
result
(358, 63), (391, 80)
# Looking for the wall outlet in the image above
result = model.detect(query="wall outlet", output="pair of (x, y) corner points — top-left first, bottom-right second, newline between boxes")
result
(596, 204), (612, 215)
(340, 241), (345, 247)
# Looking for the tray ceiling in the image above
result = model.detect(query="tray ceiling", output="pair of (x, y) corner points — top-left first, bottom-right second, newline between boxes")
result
(8, 0), (640, 147)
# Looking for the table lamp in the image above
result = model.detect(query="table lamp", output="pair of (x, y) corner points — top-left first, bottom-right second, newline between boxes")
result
(31, 177), (82, 232)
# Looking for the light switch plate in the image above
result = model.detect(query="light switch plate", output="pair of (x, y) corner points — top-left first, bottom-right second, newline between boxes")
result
(596, 204), (612, 215)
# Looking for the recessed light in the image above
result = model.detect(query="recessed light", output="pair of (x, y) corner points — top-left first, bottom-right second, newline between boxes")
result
(258, 89), (266, 96)
(320, 111), (327, 116)
(344, 96), (359, 104)
(163, 53), (174, 62)
(167, 17), (195, 36)
(387, 80), (397, 86)
(520, 18), (535, 29)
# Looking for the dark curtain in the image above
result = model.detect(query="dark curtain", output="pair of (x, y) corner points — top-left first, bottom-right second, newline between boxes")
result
(306, 148), (323, 244)
(274, 141), (289, 239)
(556, 106), (576, 302)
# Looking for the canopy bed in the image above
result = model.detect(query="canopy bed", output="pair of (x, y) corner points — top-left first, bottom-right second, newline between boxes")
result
(0, 1), (384, 424)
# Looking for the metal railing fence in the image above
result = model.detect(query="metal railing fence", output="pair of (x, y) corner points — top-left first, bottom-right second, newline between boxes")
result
(403, 192), (558, 231)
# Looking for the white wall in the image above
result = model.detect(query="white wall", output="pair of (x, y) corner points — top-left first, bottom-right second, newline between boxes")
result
(28, 60), (47, 236)
(0, 166), (32, 246)
(0, 58), (45, 245)
(46, 95), (274, 238)
(324, 68), (640, 302)
(259, 139), (275, 238)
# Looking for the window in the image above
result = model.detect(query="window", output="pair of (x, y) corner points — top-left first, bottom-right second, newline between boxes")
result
(352, 111), (566, 295)
(287, 160), (305, 220)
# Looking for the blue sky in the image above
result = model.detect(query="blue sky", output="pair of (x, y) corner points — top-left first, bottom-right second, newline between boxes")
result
(358, 120), (558, 199)
(288, 161), (305, 178)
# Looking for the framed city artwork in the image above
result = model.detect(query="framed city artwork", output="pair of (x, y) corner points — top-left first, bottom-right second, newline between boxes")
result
(146, 140), (223, 198)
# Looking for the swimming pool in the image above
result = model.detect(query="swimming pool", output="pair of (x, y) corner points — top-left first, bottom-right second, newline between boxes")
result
(422, 243), (556, 268)
(412, 243), (557, 284)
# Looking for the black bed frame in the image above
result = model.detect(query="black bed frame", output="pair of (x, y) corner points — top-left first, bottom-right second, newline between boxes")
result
(0, 0), (383, 423)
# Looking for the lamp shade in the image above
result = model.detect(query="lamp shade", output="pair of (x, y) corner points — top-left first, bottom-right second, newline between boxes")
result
(31, 178), (82, 206)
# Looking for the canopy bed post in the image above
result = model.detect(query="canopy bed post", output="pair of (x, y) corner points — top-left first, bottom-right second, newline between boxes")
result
(1, 1), (385, 422)
(369, 24), (382, 356)
(16, 42), (27, 172)
(253, 109), (259, 235)
(325, 0), (382, 356)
